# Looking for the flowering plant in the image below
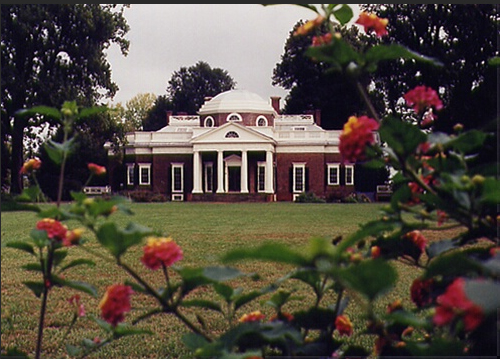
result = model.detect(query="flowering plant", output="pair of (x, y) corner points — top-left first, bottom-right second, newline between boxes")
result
(3, 4), (499, 359)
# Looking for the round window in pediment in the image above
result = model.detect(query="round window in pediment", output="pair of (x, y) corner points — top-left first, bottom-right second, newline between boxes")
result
(225, 131), (239, 138)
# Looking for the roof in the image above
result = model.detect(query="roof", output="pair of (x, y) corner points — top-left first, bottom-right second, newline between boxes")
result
(197, 89), (277, 116)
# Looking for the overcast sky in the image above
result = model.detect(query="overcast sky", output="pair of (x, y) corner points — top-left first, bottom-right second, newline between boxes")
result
(105, 4), (359, 107)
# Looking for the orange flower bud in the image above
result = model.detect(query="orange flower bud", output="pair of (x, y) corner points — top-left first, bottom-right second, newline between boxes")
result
(88, 163), (106, 176)
(20, 158), (41, 174)
(239, 310), (265, 323)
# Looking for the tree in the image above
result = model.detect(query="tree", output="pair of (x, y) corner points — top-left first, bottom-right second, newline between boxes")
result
(362, 4), (499, 132)
(142, 95), (173, 131)
(272, 21), (382, 129)
(123, 93), (157, 131)
(166, 61), (236, 114)
(1, 4), (130, 194)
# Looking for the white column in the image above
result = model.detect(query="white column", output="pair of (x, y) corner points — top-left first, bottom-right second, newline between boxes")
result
(192, 150), (203, 193)
(216, 150), (224, 193)
(265, 150), (274, 193)
(241, 150), (248, 193)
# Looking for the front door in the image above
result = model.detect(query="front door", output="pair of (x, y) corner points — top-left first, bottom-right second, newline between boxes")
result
(228, 166), (241, 192)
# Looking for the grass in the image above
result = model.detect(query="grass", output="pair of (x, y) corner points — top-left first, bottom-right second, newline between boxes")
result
(1, 201), (461, 358)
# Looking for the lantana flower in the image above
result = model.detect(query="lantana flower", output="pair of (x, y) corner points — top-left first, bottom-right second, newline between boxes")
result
(335, 314), (353, 336)
(339, 115), (379, 163)
(141, 236), (183, 270)
(68, 294), (85, 317)
(99, 284), (133, 326)
(63, 228), (84, 247)
(433, 278), (483, 332)
(36, 218), (68, 242)
(293, 15), (325, 36)
(355, 12), (389, 37)
(403, 85), (443, 115)
(20, 158), (41, 174)
(311, 32), (333, 47)
(239, 310), (266, 323)
(88, 163), (106, 176)
(404, 230), (427, 253)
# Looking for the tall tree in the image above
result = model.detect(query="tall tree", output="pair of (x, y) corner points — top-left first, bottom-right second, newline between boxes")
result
(166, 61), (236, 114)
(362, 4), (498, 132)
(123, 92), (157, 131)
(1, 4), (130, 194)
(142, 95), (173, 131)
(272, 21), (382, 129)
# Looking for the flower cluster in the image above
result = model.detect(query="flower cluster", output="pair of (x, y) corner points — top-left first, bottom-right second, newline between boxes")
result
(88, 163), (106, 176)
(36, 218), (68, 242)
(410, 277), (434, 308)
(141, 236), (183, 270)
(433, 278), (483, 331)
(355, 11), (388, 37)
(20, 158), (41, 174)
(404, 230), (427, 253)
(334, 315), (353, 336)
(403, 85), (443, 115)
(239, 310), (266, 323)
(339, 115), (379, 163)
(293, 15), (324, 36)
(99, 284), (133, 326)
(311, 32), (333, 47)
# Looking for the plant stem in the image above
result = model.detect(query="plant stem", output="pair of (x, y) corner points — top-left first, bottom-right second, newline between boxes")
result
(35, 245), (54, 359)
(356, 81), (380, 123)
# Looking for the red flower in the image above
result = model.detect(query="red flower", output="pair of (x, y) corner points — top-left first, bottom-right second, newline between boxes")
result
(269, 312), (294, 322)
(387, 299), (403, 314)
(141, 236), (183, 270)
(63, 228), (84, 247)
(20, 158), (41, 174)
(312, 32), (333, 47)
(403, 85), (443, 115)
(410, 277), (434, 308)
(36, 218), (68, 242)
(88, 163), (106, 176)
(339, 115), (379, 163)
(437, 210), (448, 227)
(99, 284), (133, 326)
(335, 314), (353, 336)
(355, 12), (389, 37)
(433, 278), (483, 331)
(239, 310), (266, 323)
(68, 294), (85, 317)
(371, 245), (381, 259)
(294, 15), (325, 36)
(404, 230), (427, 253)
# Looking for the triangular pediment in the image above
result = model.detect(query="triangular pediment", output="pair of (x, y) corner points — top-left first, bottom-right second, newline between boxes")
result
(190, 122), (275, 144)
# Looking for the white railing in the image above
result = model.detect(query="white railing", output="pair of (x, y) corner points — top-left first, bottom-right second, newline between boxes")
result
(169, 115), (200, 126)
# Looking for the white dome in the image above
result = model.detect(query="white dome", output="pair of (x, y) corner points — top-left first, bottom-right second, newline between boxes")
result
(198, 89), (277, 115)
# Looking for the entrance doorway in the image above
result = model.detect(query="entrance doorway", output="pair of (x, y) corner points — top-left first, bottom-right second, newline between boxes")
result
(227, 166), (241, 192)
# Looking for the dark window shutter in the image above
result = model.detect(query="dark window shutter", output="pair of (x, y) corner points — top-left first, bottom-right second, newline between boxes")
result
(305, 167), (309, 192)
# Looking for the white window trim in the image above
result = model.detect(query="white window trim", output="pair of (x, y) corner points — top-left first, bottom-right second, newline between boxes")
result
(127, 164), (135, 186)
(256, 115), (268, 127)
(138, 163), (151, 185)
(327, 163), (340, 186)
(345, 165), (354, 185)
(226, 112), (242, 122)
(204, 162), (213, 193)
(292, 162), (306, 193)
(171, 163), (184, 193)
(257, 161), (266, 192)
(204, 116), (215, 127)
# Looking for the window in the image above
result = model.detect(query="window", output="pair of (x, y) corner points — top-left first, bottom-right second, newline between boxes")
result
(171, 163), (184, 192)
(225, 131), (239, 138)
(204, 116), (214, 127)
(293, 126), (306, 131)
(256, 116), (267, 126)
(257, 162), (265, 192)
(127, 164), (135, 185)
(293, 163), (306, 193)
(139, 164), (151, 185)
(345, 165), (354, 185)
(204, 162), (213, 193)
(327, 164), (340, 185)
(227, 113), (242, 122)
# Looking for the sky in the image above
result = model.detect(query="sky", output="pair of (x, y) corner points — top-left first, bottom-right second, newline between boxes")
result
(105, 4), (360, 107)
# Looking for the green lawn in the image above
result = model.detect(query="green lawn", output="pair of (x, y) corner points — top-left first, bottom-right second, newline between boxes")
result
(1, 202), (432, 358)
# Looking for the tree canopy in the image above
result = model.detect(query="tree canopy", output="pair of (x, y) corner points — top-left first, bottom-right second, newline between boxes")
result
(1, 4), (130, 193)
(362, 4), (498, 132)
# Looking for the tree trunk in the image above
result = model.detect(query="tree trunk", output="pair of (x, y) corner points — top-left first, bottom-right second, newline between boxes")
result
(10, 116), (26, 194)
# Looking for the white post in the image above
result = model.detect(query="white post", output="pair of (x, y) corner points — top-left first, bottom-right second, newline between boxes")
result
(192, 150), (203, 193)
(265, 150), (274, 193)
(216, 150), (225, 193)
(241, 150), (248, 193)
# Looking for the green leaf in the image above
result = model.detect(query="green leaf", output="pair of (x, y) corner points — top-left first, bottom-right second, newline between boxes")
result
(92, 316), (113, 332)
(30, 229), (50, 248)
(480, 177), (500, 205)
(59, 258), (96, 273)
(424, 252), (484, 279)
(305, 37), (360, 68)
(180, 299), (222, 312)
(4, 241), (35, 255)
(488, 56), (500, 66)
(23, 281), (45, 298)
(293, 307), (336, 330)
(214, 283), (234, 301)
(379, 116), (427, 157)
(113, 323), (153, 338)
(53, 277), (98, 297)
(426, 239), (457, 259)
(221, 242), (308, 266)
(96, 221), (153, 258)
(182, 332), (210, 351)
(338, 259), (397, 300)
(332, 4), (354, 25)
(464, 279), (500, 314)
(53, 249), (68, 267)
(234, 285), (276, 311)
(265, 290), (295, 310)
(337, 219), (397, 254)
(202, 266), (245, 282)
(18, 186), (42, 202)
(365, 44), (443, 70)
(44, 138), (76, 165)
(124, 280), (148, 294)
(15, 105), (61, 121)
(21, 263), (43, 272)
(446, 130), (487, 154)
(65, 343), (82, 356)
(384, 310), (432, 330)
(77, 106), (108, 120)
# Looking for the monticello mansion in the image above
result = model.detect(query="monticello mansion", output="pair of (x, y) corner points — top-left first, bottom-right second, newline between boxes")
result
(105, 89), (382, 202)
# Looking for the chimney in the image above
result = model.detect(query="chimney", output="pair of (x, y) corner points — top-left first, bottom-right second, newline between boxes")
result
(166, 111), (173, 126)
(314, 109), (321, 127)
(270, 96), (281, 115)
